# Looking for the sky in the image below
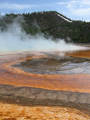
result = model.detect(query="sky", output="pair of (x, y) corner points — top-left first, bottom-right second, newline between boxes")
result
(0, 0), (90, 21)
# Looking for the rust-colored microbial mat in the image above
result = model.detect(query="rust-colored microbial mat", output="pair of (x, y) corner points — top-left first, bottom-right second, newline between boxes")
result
(0, 51), (90, 93)
(0, 50), (90, 119)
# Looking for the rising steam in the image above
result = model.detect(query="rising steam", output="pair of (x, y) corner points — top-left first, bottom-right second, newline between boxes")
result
(0, 17), (87, 54)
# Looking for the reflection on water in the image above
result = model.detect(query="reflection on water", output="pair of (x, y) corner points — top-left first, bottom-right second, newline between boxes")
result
(13, 51), (90, 75)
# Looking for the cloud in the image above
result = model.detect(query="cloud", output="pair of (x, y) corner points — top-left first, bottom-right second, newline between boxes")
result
(71, 8), (90, 16)
(0, 3), (37, 10)
(57, 2), (66, 5)
(67, 0), (90, 16)
(57, 0), (90, 16)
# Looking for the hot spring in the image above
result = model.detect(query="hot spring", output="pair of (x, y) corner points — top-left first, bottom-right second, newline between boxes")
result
(13, 49), (90, 75)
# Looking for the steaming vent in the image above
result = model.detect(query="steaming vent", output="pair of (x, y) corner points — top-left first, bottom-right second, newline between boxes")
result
(0, 16), (88, 55)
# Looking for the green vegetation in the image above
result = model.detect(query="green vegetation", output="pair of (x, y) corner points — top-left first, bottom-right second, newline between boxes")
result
(0, 11), (90, 43)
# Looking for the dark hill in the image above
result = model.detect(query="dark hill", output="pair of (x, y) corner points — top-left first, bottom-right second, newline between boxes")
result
(0, 11), (90, 43)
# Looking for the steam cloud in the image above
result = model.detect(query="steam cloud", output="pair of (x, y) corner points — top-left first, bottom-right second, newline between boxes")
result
(0, 17), (87, 54)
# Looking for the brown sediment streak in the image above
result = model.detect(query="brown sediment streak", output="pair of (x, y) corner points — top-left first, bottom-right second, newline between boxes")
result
(0, 51), (90, 93)
(67, 50), (90, 58)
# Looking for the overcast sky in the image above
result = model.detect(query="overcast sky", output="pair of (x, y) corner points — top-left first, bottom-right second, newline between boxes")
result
(0, 0), (90, 21)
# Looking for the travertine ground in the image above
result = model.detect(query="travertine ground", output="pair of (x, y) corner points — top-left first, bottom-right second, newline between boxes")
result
(0, 85), (90, 106)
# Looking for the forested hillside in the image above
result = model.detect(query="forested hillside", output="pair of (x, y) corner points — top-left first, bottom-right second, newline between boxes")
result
(0, 11), (90, 43)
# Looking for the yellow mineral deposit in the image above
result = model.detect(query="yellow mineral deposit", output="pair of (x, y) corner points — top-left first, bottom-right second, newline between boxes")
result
(0, 102), (90, 120)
